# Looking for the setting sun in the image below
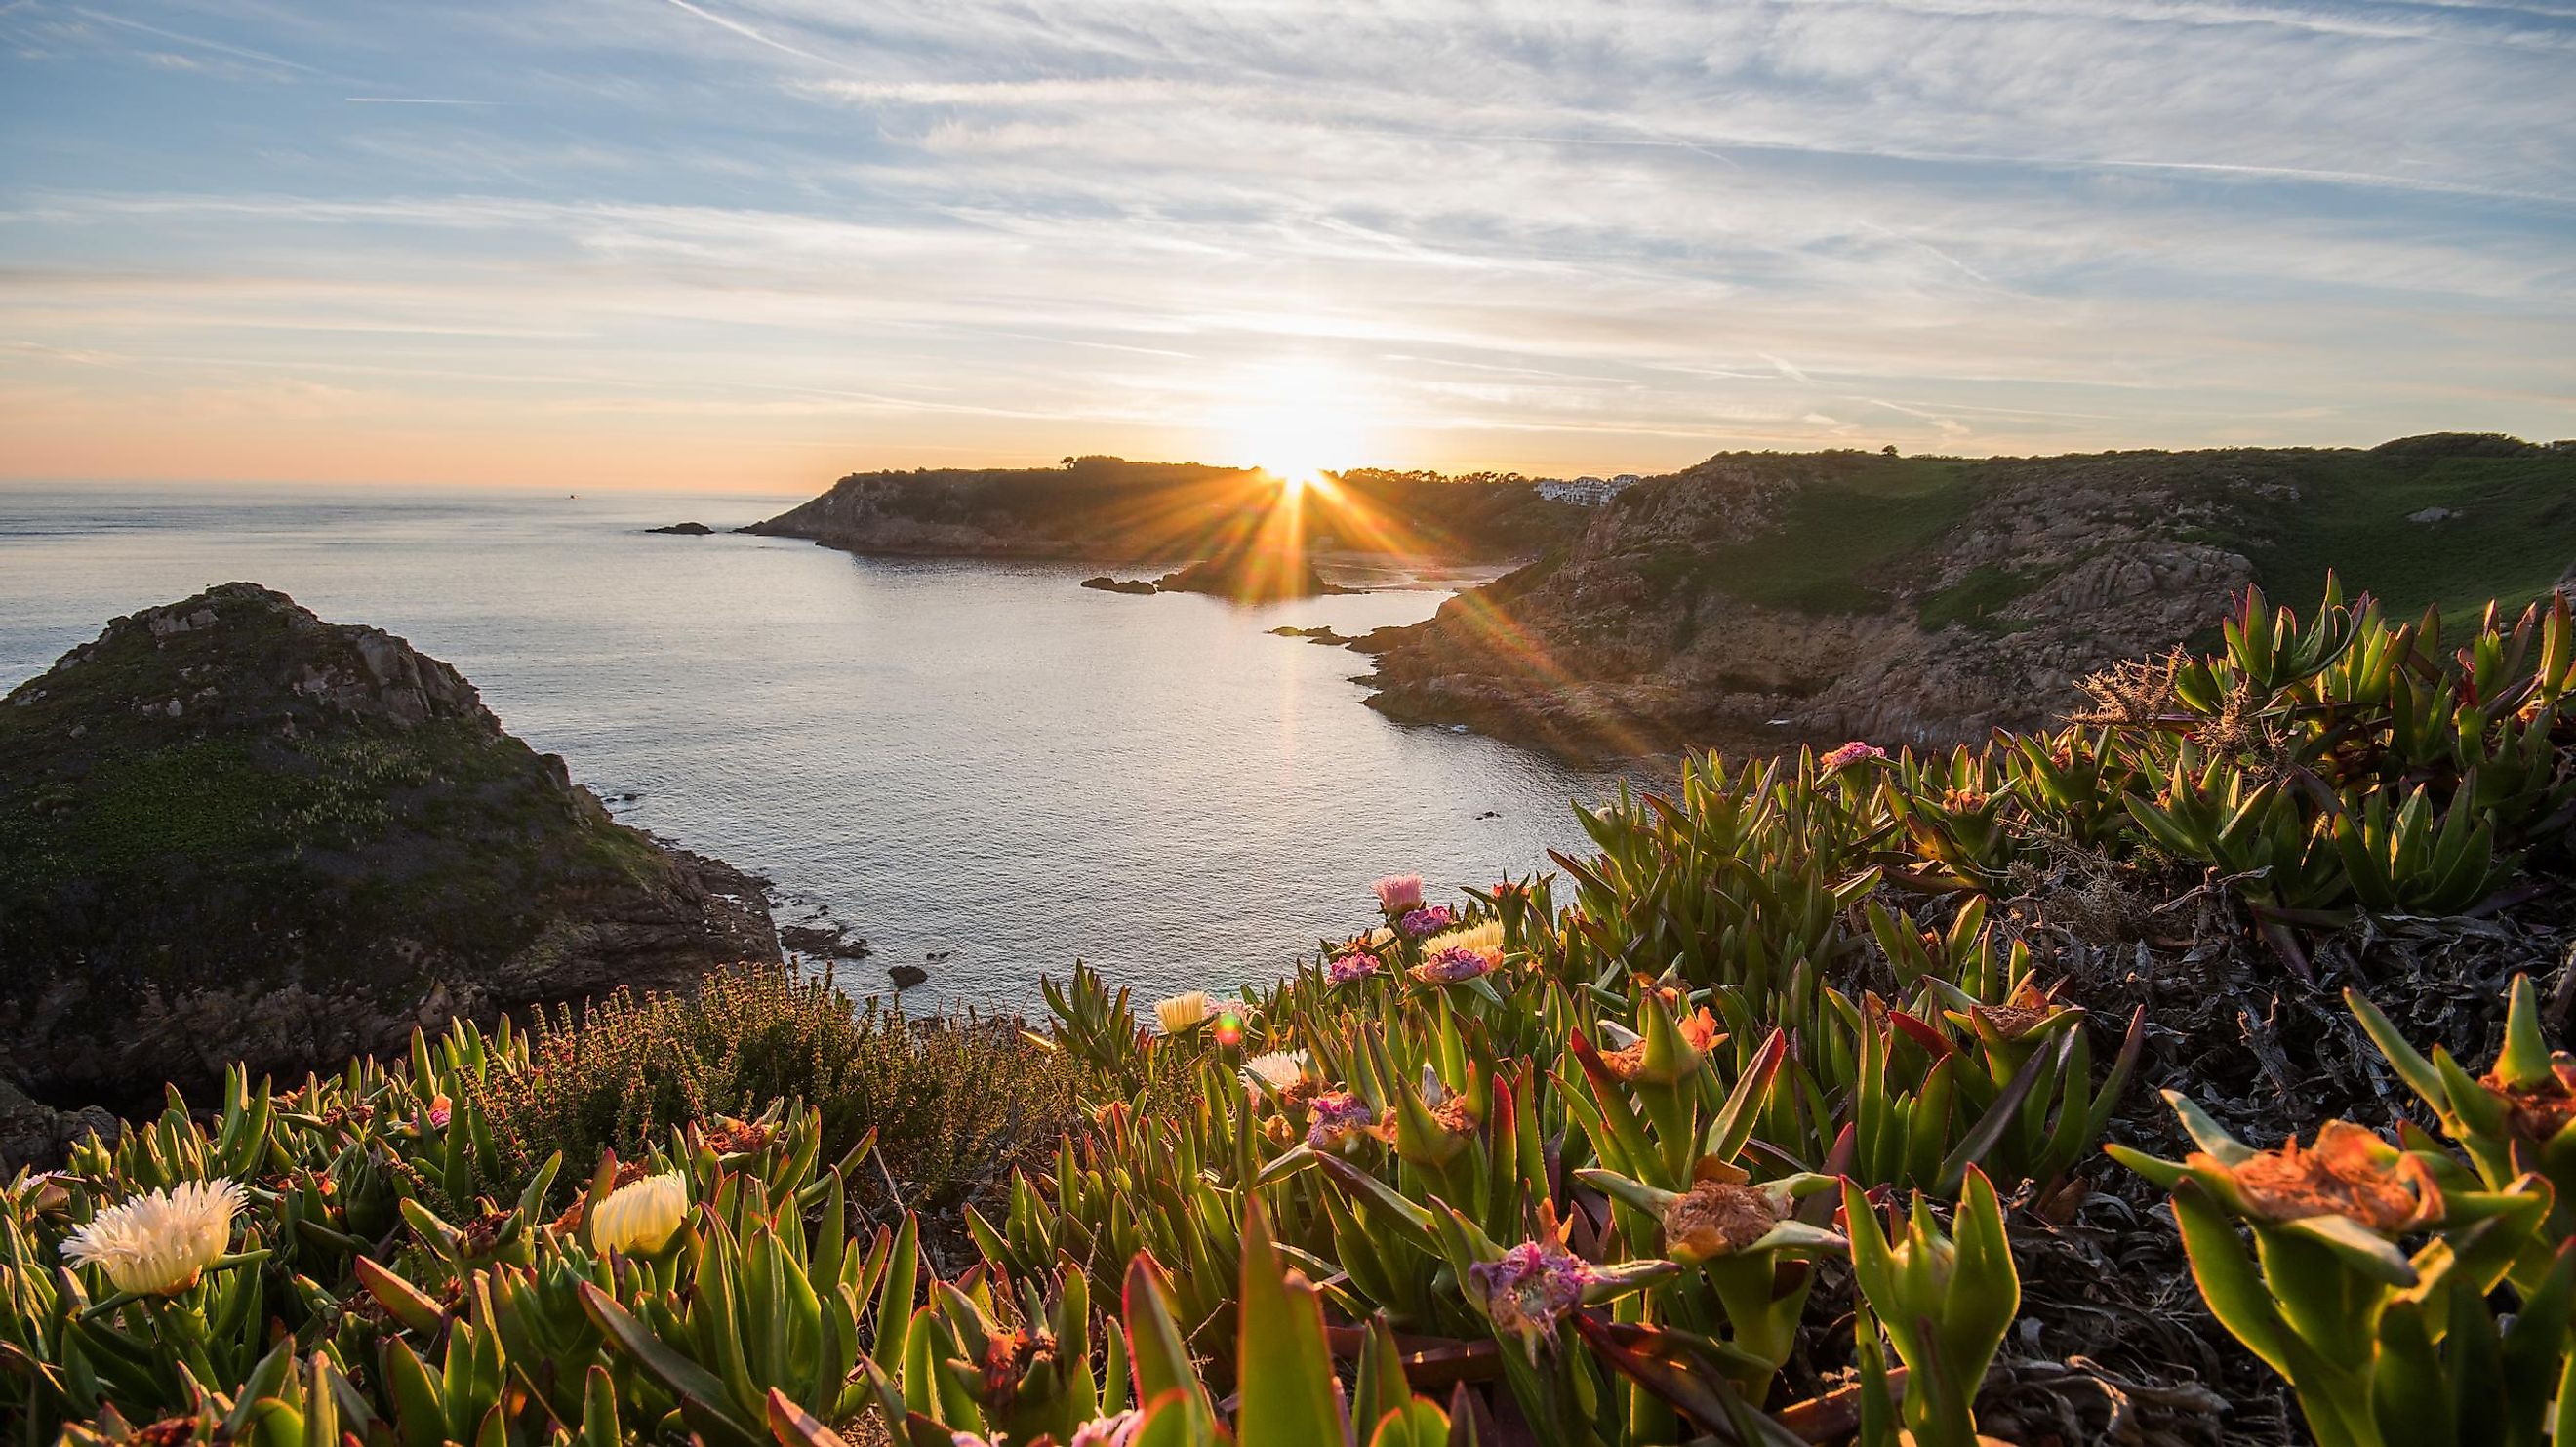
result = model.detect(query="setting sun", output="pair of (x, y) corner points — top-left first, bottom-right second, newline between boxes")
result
(1218, 359), (1375, 485)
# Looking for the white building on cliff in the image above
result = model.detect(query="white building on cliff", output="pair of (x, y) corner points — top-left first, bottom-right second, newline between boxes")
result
(1535, 474), (1640, 506)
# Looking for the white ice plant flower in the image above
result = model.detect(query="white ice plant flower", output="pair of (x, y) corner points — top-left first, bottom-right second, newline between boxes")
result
(1242, 1050), (1308, 1091)
(61, 1179), (245, 1296)
(590, 1172), (689, 1255)
(1153, 991), (1214, 1035)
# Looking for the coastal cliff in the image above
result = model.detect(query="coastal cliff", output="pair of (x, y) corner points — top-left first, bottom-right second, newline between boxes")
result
(1361, 435), (2576, 759)
(0, 583), (777, 1123)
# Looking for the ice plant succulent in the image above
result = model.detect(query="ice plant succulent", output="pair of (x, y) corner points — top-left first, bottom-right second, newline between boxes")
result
(60, 1179), (245, 1297)
(1152, 991), (1214, 1035)
(2112, 1074), (2565, 1447)
(1843, 1166), (2020, 1447)
(2109, 1093), (2457, 1284)
(588, 1171), (688, 1256)
(1581, 1164), (1845, 1392)
(2349, 973), (2576, 1234)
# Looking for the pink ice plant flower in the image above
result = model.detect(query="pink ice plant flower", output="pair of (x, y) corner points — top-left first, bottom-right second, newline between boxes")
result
(1373, 874), (1426, 912)
(1821, 741), (1887, 770)
(1398, 904), (1453, 937)
(1327, 950), (1384, 985)
(1470, 1241), (1596, 1359)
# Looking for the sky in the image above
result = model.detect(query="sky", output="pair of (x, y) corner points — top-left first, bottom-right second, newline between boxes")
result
(2, 1), (2572, 490)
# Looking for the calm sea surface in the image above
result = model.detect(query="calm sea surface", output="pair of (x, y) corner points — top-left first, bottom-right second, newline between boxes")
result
(0, 483), (1641, 1011)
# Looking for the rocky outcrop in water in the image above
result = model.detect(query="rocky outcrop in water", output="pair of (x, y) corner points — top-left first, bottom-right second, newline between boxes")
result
(0, 583), (778, 1123)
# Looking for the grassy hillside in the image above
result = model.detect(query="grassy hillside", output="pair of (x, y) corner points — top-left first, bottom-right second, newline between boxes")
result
(1660, 439), (2576, 622)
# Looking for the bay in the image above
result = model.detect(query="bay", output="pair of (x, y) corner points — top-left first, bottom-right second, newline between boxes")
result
(0, 482), (1639, 1010)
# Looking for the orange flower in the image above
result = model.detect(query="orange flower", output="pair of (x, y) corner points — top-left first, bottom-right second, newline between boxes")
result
(2198, 1120), (2442, 1233)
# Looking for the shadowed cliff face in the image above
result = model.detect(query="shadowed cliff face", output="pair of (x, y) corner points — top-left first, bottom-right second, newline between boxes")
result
(0, 583), (777, 1123)
(741, 457), (1585, 566)
(1359, 440), (2576, 761)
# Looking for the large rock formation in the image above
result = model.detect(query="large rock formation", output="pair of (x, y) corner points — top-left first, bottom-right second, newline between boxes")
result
(0, 583), (778, 1121)
(1361, 441), (2576, 760)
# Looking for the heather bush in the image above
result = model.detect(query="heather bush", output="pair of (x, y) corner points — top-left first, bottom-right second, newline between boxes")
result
(478, 967), (1082, 1215)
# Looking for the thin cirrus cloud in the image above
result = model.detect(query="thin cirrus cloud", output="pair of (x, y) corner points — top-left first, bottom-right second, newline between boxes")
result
(0, 0), (2569, 489)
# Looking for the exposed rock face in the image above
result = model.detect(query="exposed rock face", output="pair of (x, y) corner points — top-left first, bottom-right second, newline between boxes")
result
(648, 522), (715, 535)
(1361, 444), (2571, 761)
(0, 583), (778, 1123)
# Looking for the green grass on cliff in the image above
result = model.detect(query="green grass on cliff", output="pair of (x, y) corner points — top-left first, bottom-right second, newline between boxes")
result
(1649, 455), (1974, 612)
(2245, 453), (2576, 618)
(1647, 444), (2573, 624)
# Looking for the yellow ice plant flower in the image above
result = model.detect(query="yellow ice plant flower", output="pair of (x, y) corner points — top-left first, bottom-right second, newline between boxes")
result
(590, 1172), (689, 1255)
(1421, 920), (1504, 957)
(1153, 991), (1214, 1034)
(61, 1179), (244, 1296)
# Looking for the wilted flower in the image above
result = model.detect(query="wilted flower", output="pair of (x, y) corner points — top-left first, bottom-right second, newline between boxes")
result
(1469, 1241), (1594, 1359)
(1660, 1180), (1782, 1263)
(1959, 979), (2061, 1041)
(1821, 741), (1887, 770)
(61, 1180), (245, 1296)
(1307, 1091), (1389, 1153)
(1327, 950), (1383, 985)
(1399, 905), (1454, 937)
(590, 1172), (689, 1255)
(1153, 991), (1214, 1034)
(1242, 1050), (1308, 1092)
(2483, 1059), (2576, 1143)
(2195, 1120), (2441, 1234)
(1373, 874), (1426, 913)
(700, 1114), (778, 1156)
(425, 1095), (452, 1130)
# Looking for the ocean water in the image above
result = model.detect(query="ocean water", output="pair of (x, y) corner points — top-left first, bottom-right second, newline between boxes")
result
(0, 483), (1641, 1011)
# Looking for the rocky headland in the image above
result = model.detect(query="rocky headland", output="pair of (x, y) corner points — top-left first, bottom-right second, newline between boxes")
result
(0, 583), (778, 1136)
(744, 455), (1584, 580)
(1360, 435), (2576, 761)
